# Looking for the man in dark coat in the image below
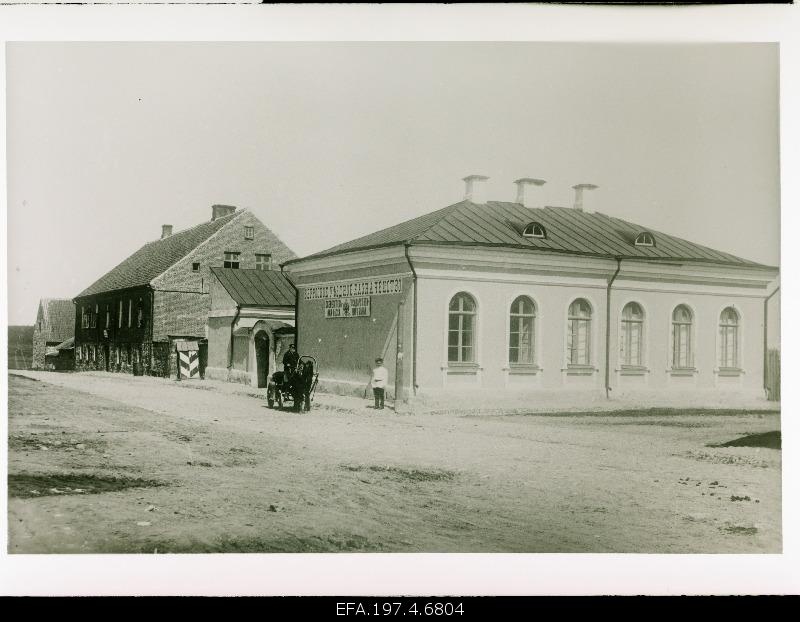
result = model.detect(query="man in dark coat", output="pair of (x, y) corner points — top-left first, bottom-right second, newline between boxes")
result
(282, 343), (299, 383)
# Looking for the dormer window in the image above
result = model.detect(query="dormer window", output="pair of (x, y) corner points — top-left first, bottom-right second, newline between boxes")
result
(224, 251), (241, 269)
(635, 232), (655, 247)
(522, 222), (546, 239)
(244, 226), (254, 240)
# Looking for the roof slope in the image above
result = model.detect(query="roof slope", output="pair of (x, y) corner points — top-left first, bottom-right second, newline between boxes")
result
(293, 200), (771, 268)
(211, 267), (295, 307)
(39, 298), (75, 343)
(55, 337), (75, 351)
(77, 211), (240, 298)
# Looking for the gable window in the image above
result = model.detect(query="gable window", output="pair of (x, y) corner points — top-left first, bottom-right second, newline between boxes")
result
(244, 226), (254, 240)
(671, 305), (694, 369)
(523, 222), (547, 239)
(255, 253), (272, 271)
(620, 302), (645, 367)
(509, 296), (536, 365)
(128, 299), (133, 328)
(137, 299), (144, 328)
(118, 300), (123, 328)
(635, 232), (655, 247)
(567, 299), (592, 366)
(105, 305), (110, 328)
(224, 252), (241, 269)
(192, 262), (200, 272)
(91, 304), (98, 329)
(448, 292), (476, 364)
(719, 307), (740, 369)
(82, 306), (89, 329)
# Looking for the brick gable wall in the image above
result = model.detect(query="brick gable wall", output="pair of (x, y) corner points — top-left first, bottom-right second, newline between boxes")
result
(150, 210), (296, 341)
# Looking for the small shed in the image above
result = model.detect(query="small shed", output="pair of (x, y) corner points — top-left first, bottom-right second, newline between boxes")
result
(45, 337), (75, 371)
(206, 268), (296, 387)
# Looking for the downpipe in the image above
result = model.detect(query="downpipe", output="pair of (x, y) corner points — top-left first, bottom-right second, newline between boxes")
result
(605, 257), (622, 399)
(404, 244), (418, 396)
(280, 263), (300, 347)
(228, 304), (241, 370)
(763, 285), (780, 397)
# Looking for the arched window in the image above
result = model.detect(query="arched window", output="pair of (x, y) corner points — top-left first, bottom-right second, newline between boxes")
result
(620, 302), (645, 367)
(635, 232), (655, 247)
(567, 298), (592, 366)
(671, 305), (694, 369)
(448, 293), (476, 363)
(509, 296), (536, 365)
(719, 307), (740, 369)
(523, 222), (547, 239)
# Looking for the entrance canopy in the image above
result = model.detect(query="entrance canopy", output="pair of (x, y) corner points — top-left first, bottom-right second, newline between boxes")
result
(233, 317), (295, 336)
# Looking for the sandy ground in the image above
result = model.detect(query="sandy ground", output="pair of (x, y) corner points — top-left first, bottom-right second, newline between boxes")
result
(7, 371), (781, 553)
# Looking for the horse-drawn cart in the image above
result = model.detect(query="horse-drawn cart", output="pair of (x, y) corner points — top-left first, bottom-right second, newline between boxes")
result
(267, 355), (319, 411)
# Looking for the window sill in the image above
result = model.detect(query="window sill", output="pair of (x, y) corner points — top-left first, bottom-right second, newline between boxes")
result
(504, 365), (541, 376)
(668, 367), (697, 377)
(563, 365), (597, 376)
(618, 366), (649, 376)
(444, 363), (481, 375)
(715, 368), (744, 377)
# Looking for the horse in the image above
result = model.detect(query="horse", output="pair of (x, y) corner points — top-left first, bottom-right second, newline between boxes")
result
(290, 359), (316, 412)
(270, 357), (316, 412)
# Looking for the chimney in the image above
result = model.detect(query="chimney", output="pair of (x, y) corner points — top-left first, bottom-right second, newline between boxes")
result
(211, 204), (237, 221)
(161, 224), (173, 239)
(514, 178), (546, 207)
(572, 183), (599, 212)
(462, 175), (490, 203)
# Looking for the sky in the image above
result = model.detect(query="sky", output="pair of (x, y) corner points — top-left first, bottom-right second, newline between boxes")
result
(6, 42), (780, 325)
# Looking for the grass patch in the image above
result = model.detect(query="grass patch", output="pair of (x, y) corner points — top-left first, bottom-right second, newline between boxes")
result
(133, 533), (386, 554)
(342, 464), (456, 482)
(8, 373), (39, 382)
(604, 420), (713, 428)
(708, 431), (781, 449)
(721, 525), (758, 536)
(9, 435), (106, 451)
(497, 408), (780, 419)
(9, 473), (165, 498)
(675, 451), (771, 468)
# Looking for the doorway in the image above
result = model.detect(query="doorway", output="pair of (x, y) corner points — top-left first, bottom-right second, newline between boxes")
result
(255, 330), (270, 388)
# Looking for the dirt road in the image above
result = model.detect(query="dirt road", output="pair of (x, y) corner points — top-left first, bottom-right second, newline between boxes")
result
(7, 372), (781, 553)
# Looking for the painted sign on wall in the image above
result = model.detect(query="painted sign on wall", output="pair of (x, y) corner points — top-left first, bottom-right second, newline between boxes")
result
(305, 277), (402, 301)
(324, 296), (371, 319)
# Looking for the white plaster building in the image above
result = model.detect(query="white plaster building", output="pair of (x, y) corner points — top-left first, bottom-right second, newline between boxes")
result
(284, 177), (778, 403)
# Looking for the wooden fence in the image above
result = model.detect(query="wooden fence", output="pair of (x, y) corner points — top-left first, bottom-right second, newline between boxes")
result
(765, 348), (780, 401)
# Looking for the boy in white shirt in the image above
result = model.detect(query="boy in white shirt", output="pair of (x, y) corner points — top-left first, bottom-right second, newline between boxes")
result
(370, 357), (389, 410)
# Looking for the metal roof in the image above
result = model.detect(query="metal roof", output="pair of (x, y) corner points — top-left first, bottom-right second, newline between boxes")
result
(288, 200), (773, 269)
(210, 267), (295, 307)
(76, 211), (241, 298)
(54, 337), (75, 351)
